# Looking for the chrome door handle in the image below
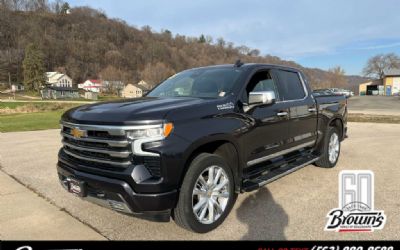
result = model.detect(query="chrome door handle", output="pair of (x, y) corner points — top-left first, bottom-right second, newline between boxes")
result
(277, 111), (288, 117)
(308, 107), (317, 112)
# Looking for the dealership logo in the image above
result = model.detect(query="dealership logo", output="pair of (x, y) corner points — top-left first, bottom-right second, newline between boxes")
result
(325, 170), (386, 232)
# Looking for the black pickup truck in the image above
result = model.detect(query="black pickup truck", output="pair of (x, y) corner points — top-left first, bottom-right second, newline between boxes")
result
(57, 63), (347, 233)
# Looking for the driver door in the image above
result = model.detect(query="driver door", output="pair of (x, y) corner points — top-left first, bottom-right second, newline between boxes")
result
(242, 69), (292, 167)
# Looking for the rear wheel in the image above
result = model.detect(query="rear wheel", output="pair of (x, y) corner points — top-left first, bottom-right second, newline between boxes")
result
(315, 126), (341, 168)
(173, 153), (237, 233)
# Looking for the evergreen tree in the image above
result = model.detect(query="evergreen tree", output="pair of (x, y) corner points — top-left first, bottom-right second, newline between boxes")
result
(60, 2), (70, 14)
(198, 34), (206, 43)
(22, 43), (46, 91)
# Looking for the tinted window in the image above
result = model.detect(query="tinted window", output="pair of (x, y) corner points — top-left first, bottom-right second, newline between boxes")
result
(147, 67), (243, 98)
(245, 71), (279, 101)
(276, 70), (305, 101)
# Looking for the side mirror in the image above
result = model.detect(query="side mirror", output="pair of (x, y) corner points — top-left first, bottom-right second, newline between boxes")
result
(248, 91), (276, 105)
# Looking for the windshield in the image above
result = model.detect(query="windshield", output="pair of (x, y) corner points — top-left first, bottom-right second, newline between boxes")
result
(147, 67), (243, 98)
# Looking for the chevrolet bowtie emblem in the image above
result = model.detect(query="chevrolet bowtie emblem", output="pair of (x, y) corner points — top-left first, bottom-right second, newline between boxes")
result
(71, 127), (86, 138)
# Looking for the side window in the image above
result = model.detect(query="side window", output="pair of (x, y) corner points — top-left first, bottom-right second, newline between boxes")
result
(276, 70), (305, 101)
(245, 71), (279, 101)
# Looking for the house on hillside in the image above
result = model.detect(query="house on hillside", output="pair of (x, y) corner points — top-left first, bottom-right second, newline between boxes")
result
(46, 72), (73, 87)
(41, 86), (80, 99)
(11, 84), (24, 92)
(122, 82), (149, 98)
(137, 80), (151, 89)
(78, 79), (103, 93)
(41, 72), (79, 99)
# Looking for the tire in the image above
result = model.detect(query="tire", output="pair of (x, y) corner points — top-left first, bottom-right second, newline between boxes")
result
(173, 153), (237, 233)
(315, 126), (341, 168)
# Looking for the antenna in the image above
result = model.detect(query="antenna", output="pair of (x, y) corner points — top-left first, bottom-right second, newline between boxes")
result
(234, 59), (244, 67)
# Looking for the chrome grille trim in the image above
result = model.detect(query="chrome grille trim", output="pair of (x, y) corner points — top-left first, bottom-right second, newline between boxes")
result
(62, 140), (130, 158)
(61, 121), (163, 136)
(61, 132), (129, 147)
(63, 148), (131, 166)
(60, 121), (163, 170)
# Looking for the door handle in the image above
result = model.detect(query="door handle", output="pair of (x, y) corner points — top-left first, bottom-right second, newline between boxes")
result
(277, 111), (288, 117)
(308, 107), (317, 112)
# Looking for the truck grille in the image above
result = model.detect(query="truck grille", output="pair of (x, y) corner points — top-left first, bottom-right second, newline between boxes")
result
(60, 122), (161, 177)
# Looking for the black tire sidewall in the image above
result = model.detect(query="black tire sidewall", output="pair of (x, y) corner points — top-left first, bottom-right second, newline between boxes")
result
(178, 153), (236, 233)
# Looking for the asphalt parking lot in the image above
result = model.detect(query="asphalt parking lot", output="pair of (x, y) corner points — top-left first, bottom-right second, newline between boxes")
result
(0, 122), (399, 240)
(348, 96), (400, 115)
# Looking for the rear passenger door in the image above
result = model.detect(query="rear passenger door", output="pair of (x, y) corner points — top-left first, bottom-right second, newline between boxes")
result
(272, 69), (318, 149)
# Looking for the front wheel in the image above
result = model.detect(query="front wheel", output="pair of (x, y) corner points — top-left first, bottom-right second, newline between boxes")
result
(315, 126), (341, 168)
(173, 153), (237, 233)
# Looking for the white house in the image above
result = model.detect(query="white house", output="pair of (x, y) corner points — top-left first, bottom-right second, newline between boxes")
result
(78, 79), (103, 93)
(11, 84), (24, 92)
(46, 72), (73, 88)
(42, 72), (79, 99)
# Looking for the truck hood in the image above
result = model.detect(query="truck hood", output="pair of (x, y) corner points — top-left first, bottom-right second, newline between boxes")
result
(62, 97), (212, 125)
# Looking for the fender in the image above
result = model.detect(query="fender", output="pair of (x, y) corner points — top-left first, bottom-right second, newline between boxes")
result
(180, 133), (243, 190)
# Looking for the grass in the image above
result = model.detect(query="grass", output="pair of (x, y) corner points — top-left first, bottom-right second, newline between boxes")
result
(0, 102), (82, 132)
(0, 111), (65, 132)
(0, 102), (27, 109)
(0, 102), (80, 113)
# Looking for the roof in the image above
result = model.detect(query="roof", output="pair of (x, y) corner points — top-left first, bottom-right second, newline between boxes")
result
(384, 68), (400, 77)
(87, 79), (101, 83)
(126, 83), (148, 91)
(186, 63), (301, 73)
(46, 72), (71, 84)
(359, 79), (383, 86)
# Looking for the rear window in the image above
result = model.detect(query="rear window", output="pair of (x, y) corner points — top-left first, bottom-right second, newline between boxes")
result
(276, 70), (306, 101)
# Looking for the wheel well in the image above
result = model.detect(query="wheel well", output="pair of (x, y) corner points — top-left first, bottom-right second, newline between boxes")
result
(182, 141), (240, 191)
(329, 118), (343, 138)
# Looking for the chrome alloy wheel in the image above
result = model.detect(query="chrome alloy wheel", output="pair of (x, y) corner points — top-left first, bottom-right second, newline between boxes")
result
(328, 132), (340, 163)
(192, 165), (230, 224)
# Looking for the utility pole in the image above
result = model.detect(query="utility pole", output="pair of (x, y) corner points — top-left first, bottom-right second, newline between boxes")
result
(8, 72), (11, 88)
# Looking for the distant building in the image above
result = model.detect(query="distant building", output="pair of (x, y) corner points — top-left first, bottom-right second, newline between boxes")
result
(41, 86), (79, 99)
(137, 80), (151, 89)
(46, 72), (73, 88)
(78, 79), (103, 93)
(122, 82), (149, 98)
(42, 72), (78, 99)
(383, 69), (400, 96)
(359, 69), (400, 96)
(11, 84), (24, 92)
(359, 79), (383, 96)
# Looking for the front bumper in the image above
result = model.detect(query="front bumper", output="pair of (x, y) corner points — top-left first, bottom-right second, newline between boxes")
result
(57, 163), (177, 222)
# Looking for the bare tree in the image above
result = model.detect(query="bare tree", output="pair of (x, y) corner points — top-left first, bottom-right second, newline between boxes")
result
(328, 66), (347, 88)
(363, 53), (400, 79)
(140, 62), (175, 87)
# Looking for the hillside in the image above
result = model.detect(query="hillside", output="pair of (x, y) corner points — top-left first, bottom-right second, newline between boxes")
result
(0, 5), (367, 90)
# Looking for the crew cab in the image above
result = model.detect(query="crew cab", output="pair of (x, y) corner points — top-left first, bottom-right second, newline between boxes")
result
(57, 63), (347, 233)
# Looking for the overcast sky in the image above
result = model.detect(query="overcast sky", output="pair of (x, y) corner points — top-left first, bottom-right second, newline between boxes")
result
(69, 0), (400, 75)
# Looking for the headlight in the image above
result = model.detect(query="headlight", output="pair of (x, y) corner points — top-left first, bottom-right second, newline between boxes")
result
(126, 123), (174, 140)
